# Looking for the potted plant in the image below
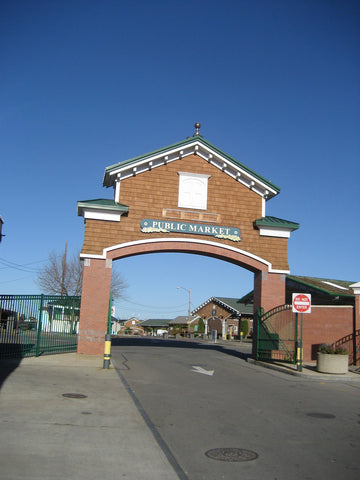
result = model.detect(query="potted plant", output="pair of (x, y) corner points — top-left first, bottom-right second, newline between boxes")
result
(317, 344), (349, 374)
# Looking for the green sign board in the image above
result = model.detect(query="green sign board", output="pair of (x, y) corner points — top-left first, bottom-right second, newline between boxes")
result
(141, 219), (241, 242)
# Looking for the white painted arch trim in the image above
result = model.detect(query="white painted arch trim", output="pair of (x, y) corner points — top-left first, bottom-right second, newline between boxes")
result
(80, 237), (290, 274)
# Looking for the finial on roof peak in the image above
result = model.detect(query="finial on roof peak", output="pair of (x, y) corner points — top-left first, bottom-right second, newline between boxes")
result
(194, 122), (201, 135)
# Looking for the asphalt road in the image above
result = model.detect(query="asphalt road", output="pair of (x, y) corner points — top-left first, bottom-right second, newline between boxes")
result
(111, 337), (360, 480)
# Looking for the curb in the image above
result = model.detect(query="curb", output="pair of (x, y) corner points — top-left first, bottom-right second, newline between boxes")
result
(247, 357), (360, 382)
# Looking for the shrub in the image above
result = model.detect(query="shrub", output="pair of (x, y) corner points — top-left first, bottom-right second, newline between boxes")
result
(318, 343), (348, 355)
(239, 319), (249, 338)
(197, 317), (205, 334)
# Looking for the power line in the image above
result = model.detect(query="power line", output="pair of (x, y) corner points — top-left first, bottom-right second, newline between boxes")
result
(0, 274), (36, 284)
(119, 298), (191, 311)
(0, 257), (45, 273)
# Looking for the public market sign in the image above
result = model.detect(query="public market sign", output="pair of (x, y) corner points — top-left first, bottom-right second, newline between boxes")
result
(141, 219), (241, 242)
(292, 293), (311, 313)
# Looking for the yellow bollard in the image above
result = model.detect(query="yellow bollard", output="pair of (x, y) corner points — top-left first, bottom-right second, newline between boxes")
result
(103, 334), (111, 369)
(296, 341), (303, 372)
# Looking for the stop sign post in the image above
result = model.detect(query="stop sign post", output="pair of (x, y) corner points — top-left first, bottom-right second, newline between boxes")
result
(292, 293), (310, 373)
(292, 293), (311, 314)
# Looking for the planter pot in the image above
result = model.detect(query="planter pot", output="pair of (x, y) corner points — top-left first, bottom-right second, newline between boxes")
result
(317, 352), (349, 374)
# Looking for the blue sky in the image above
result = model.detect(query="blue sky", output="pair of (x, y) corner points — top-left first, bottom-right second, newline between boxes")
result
(1, 0), (359, 320)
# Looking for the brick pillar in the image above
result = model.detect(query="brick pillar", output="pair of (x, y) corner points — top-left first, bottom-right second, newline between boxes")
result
(78, 258), (112, 355)
(252, 270), (286, 358)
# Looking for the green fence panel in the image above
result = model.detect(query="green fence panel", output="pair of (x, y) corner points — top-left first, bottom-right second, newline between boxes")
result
(0, 294), (80, 358)
(257, 304), (298, 364)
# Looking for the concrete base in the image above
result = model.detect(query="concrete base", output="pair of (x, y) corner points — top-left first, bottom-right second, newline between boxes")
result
(316, 353), (349, 374)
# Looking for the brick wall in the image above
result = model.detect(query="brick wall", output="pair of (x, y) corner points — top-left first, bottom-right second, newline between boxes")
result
(208, 318), (223, 334)
(302, 306), (353, 361)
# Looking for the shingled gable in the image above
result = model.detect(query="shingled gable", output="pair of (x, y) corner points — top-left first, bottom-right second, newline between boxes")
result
(103, 134), (280, 201)
(192, 296), (253, 316)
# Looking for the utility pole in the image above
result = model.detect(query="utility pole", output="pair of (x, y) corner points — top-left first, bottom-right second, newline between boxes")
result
(177, 286), (192, 333)
(0, 215), (4, 243)
(188, 288), (191, 326)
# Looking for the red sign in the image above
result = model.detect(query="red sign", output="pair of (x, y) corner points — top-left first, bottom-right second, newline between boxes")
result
(292, 293), (311, 313)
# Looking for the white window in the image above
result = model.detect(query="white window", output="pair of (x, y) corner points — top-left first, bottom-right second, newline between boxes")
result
(178, 172), (210, 210)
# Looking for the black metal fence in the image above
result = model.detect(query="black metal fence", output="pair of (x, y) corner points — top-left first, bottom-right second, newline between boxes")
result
(0, 294), (80, 358)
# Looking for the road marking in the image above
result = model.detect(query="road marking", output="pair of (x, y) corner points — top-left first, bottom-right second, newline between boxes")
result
(191, 366), (214, 376)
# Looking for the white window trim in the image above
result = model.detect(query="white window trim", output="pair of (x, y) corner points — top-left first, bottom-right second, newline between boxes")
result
(178, 172), (210, 210)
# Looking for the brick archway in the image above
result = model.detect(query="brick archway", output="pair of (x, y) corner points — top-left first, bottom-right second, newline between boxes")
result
(208, 318), (222, 335)
(78, 238), (286, 355)
(77, 130), (298, 355)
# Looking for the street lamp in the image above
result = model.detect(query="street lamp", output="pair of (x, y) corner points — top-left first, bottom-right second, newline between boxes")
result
(176, 286), (191, 333)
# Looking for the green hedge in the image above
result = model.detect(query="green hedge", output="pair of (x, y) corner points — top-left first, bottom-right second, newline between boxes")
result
(240, 319), (249, 338)
(197, 317), (205, 333)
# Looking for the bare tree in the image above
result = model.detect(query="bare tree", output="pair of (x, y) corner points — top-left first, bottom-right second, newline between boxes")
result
(36, 249), (127, 298)
(109, 268), (127, 300)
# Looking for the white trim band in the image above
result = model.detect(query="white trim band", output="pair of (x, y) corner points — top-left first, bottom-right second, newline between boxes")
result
(79, 237), (290, 274)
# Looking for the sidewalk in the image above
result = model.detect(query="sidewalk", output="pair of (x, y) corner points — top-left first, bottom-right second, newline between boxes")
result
(0, 353), (180, 480)
(247, 357), (360, 381)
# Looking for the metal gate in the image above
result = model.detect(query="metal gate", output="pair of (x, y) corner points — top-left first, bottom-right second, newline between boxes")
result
(0, 294), (80, 358)
(256, 304), (301, 365)
(333, 329), (360, 366)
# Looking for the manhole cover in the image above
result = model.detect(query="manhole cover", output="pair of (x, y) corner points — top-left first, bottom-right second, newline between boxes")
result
(62, 393), (88, 399)
(205, 448), (258, 462)
(307, 413), (335, 419)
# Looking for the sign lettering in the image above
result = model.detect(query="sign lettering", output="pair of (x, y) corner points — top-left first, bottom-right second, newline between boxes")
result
(292, 293), (311, 313)
(141, 219), (241, 242)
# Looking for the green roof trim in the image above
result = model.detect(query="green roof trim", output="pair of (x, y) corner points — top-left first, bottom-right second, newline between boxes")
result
(140, 319), (171, 327)
(254, 216), (300, 230)
(77, 199), (129, 214)
(103, 135), (280, 195)
(227, 275), (357, 304)
(286, 275), (356, 298)
(170, 315), (197, 324)
(215, 297), (254, 315)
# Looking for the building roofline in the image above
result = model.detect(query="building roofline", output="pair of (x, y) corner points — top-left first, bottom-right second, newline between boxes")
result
(103, 135), (280, 200)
